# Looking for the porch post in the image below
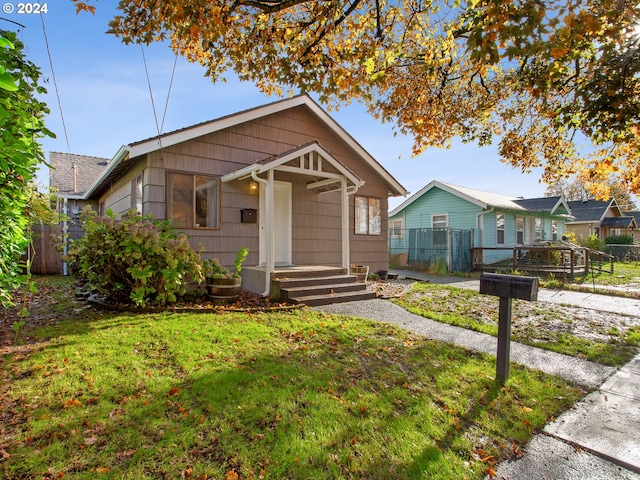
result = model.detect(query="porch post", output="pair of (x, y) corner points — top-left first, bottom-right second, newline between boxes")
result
(341, 178), (350, 269)
(267, 169), (275, 276)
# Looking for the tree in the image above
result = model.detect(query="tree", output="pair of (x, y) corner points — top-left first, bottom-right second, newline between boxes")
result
(82, 0), (640, 198)
(546, 178), (638, 210)
(0, 30), (55, 308)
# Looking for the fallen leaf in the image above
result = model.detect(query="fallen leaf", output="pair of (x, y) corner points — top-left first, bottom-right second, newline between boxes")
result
(84, 436), (97, 445)
(522, 406), (533, 413)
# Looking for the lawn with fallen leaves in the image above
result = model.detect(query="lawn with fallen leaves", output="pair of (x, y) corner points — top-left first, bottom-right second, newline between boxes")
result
(1, 277), (586, 479)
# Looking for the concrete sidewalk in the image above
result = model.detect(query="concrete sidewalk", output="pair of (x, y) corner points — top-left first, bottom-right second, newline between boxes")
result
(315, 271), (640, 479)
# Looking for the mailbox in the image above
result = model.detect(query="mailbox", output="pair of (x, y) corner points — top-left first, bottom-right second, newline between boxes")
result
(240, 208), (257, 223)
(479, 273), (539, 301)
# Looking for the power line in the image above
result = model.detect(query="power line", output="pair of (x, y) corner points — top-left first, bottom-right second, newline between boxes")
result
(39, 12), (71, 154)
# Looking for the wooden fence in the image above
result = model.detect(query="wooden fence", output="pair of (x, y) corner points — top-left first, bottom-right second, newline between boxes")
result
(28, 224), (62, 275)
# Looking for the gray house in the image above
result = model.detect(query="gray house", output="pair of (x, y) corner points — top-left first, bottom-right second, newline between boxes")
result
(74, 95), (408, 297)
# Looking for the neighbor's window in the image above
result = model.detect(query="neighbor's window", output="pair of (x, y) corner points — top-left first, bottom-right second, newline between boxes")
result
(432, 214), (448, 247)
(390, 218), (403, 238)
(496, 213), (505, 245)
(535, 218), (542, 240)
(516, 216), (524, 244)
(552, 220), (558, 240)
(355, 196), (381, 235)
(167, 172), (219, 228)
(131, 172), (143, 214)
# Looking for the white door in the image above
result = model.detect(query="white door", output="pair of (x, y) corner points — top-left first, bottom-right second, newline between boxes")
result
(259, 181), (292, 265)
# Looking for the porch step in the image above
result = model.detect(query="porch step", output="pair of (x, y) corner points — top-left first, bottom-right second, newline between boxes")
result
(289, 289), (376, 307)
(276, 272), (375, 306)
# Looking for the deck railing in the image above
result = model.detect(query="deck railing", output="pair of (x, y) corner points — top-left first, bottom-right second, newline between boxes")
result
(472, 243), (614, 278)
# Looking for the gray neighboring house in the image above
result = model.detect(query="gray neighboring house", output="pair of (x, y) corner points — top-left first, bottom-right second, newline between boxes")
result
(48, 152), (109, 272)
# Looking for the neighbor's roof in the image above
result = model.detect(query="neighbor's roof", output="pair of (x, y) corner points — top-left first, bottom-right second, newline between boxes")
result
(85, 94), (408, 199)
(567, 199), (621, 223)
(49, 152), (109, 198)
(390, 180), (571, 217)
(600, 216), (638, 228)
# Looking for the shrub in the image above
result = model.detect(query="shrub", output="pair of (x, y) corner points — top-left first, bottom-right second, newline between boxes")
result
(65, 208), (203, 306)
(604, 234), (634, 245)
(578, 234), (606, 252)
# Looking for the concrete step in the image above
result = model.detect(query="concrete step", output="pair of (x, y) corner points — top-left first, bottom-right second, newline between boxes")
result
(278, 274), (358, 290)
(281, 281), (367, 302)
(290, 289), (376, 307)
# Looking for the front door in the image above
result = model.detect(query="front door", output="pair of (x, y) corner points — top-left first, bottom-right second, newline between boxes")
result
(259, 181), (292, 265)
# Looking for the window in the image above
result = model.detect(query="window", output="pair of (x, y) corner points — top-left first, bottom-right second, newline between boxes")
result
(355, 196), (381, 235)
(552, 220), (558, 240)
(432, 214), (448, 246)
(131, 172), (143, 214)
(167, 172), (219, 228)
(516, 216), (524, 244)
(390, 219), (403, 238)
(496, 213), (505, 244)
(535, 218), (542, 241)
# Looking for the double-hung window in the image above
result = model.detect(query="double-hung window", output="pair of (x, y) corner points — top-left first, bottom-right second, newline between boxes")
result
(496, 213), (505, 245)
(432, 214), (448, 247)
(131, 172), (143, 214)
(355, 196), (381, 235)
(167, 172), (220, 228)
(516, 216), (524, 244)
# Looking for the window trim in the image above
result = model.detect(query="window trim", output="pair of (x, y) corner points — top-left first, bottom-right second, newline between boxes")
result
(131, 172), (143, 215)
(355, 196), (382, 235)
(516, 216), (524, 245)
(166, 171), (221, 230)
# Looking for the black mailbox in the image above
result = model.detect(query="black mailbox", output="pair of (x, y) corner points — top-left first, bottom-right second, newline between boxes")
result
(479, 273), (538, 301)
(241, 208), (257, 223)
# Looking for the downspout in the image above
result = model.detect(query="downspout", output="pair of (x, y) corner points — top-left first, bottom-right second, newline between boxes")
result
(252, 171), (271, 297)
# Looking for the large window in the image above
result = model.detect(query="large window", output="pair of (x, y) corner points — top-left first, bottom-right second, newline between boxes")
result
(496, 213), (505, 245)
(355, 196), (381, 235)
(167, 172), (219, 228)
(516, 216), (524, 244)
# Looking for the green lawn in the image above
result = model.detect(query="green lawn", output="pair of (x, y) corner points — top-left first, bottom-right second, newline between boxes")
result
(394, 282), (640, 366)
(0, 277), (586, 479)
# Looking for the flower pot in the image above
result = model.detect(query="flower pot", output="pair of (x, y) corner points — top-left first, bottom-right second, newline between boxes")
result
(207, 277), (242, 301)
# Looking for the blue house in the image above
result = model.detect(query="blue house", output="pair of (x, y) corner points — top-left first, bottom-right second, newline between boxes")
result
(388, 181), (573, 270)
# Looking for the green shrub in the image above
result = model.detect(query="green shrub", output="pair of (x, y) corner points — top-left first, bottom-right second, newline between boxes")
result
(65, 208), (203, 307)
(579, 234), (606, 252)
(604, 234), (634, 245)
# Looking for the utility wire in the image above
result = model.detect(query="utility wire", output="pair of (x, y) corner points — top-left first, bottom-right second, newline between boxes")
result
(141, 45), (164, 149)
(161, 54), (178, 133)
(40, 12), (71, 154)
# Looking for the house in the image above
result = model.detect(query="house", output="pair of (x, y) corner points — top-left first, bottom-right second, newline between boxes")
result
(73, 95), (408, 297)
(388, 180), (572, 269)
(566, 199), (638, 241)
(32, 152), (110, 274)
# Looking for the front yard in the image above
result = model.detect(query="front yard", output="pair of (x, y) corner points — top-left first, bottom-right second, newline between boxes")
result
(0, 277), (587, 479)
(394, 282), (640, 367)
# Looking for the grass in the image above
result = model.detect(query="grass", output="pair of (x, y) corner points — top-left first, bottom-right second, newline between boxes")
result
(0, 277), (587, 479)
(393, 283), (640, 366)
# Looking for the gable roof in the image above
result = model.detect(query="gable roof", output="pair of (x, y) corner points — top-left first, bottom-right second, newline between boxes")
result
(513, 196), (572, 216)
(566, 199), (621, 223)
(625, 211), (640, 226)
(390, 180), (571, 217)
(49, 152), (109, 199)
(85, 95), (408, 199)
(390, 181), (523, 216)
(601, 216), (638, 228)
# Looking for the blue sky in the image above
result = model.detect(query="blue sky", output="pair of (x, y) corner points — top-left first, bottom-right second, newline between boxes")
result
(4, 2), (552, 210)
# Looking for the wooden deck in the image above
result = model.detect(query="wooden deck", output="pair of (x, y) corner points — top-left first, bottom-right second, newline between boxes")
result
(472, 244), (614, 279)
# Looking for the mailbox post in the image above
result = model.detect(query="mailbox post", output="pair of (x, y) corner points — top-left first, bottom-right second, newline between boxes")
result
(479, 273), (539, 383)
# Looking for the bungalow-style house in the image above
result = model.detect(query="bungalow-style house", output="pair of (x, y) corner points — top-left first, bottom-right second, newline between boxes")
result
(70, 95), (407, 298)
(566, 199), (638, 241)
(388, 180), (572, 269)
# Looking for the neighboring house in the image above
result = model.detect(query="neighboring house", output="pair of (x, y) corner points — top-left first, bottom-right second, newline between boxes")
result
(388, 180), (572, 267)
(35, 152), (109, 274)
(625, 212), (640, 242)
(566, 199), (638, 241)
(73, 95), (407, 295)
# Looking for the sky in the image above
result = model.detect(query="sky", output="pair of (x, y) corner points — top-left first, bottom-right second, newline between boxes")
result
(3, 2), (554, 210)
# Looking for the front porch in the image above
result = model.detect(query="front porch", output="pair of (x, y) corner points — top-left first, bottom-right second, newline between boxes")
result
(242, 265), (375, 305)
